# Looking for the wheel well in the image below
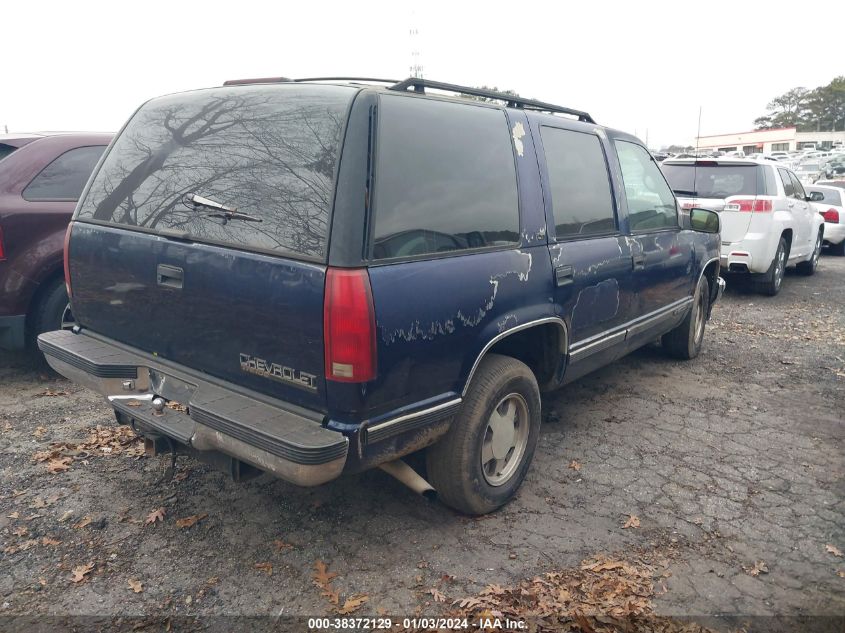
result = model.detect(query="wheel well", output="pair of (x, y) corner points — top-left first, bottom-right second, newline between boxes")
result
(781, 229), (793, 258)
(25, 268), (64, 329)
(483, 322), (566, 390)
(703, 260), (719, 305)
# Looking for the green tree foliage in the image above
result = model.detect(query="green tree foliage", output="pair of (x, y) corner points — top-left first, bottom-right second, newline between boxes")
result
(755, 77), (845, 131)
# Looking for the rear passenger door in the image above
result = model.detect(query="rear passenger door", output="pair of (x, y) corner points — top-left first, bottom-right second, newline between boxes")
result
(788, 171), (812, 257)
(534, 124), (634, 368)
(613, 140), (693, 319)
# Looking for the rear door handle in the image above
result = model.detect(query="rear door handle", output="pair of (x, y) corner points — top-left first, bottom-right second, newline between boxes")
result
(555, 265), (574, 287)
(157, 264), (183, 289)
(632, 254), (645, 271)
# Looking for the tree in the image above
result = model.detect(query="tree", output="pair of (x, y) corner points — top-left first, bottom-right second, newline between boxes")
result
(754, 87), (809, 129)
(754, 78), (845, 132)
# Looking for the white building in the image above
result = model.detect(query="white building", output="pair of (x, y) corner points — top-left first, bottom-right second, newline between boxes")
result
(695, 127), (845, 154)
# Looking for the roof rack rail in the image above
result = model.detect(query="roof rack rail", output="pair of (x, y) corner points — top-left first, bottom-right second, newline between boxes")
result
(293, 77), (401, 85)
(223, 77), (293, 86)
(388, 77), (595, 123)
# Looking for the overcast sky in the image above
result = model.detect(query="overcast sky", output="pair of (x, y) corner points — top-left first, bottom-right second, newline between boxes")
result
(3, 0), (842, 148)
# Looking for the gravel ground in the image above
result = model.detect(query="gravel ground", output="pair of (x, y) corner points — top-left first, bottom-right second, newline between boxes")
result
(1, 255), (843, 631)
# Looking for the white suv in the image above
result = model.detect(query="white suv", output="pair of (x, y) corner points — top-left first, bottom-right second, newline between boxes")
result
(662, 158), (825, 295)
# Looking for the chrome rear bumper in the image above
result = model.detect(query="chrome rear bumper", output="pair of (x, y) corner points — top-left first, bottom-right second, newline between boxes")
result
(37, 330), (347, 487)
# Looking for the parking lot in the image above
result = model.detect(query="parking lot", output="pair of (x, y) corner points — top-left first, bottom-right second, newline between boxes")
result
(1, 257), (843, 630)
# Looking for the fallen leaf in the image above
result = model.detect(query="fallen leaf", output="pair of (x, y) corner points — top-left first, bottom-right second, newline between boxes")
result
(58, 510), (74, 523)
(73, 516), (92, 529)
(254, 562), (273, 576)
(145, 508), (165, 526)
(336, 594), (368, 615)
(826, 544), (843, 557)
(13, 526), (28, 537)
(47, 457), (72, 473)
(173, 470), (191, 482)
(165, 401), (187, 413)
(70, 562), (95, 583)
(568, 460), (582, 471)
(175, 513), (207, 529)
(33, 426), (47, 438)
(622, 514), (641, 529)
(41, 536), (61, 546)
(429, 588), (446, 603)
(7, 511), (20, 519)
(125, 400), (142, 407)
(37, 388), (69, 397)
(128, 579), (143, 593)
(273, 539), (294, 551)
(836, 570), (845, 578)
(313, 560), (337, 588)
(744, 561), (769, 577)
(320, 585), (340, 605)
(38, 577), (47, 587)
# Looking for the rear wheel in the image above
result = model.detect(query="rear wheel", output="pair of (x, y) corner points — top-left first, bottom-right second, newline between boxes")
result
(29, 278), (75, 348)
(754, 238), (787, 296)
(426, 354), (541, 515)
(797, 231), (822, 275)
(662, 276), (709, 360)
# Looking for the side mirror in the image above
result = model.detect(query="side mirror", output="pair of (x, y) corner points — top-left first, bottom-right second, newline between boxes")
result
(808, 191), (824, 202)
(689, 208), (720, 234)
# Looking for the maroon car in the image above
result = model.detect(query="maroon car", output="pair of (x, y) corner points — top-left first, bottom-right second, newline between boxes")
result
(0, 132), (112, 350)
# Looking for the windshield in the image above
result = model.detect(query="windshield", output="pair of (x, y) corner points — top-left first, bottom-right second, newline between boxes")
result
(76, 84), (355, 260)
(661, 164), (759, 198)
(799, 164), (820, 171)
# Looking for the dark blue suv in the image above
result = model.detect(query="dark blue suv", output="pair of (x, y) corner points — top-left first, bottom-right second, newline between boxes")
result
(38, 78), (723, 514)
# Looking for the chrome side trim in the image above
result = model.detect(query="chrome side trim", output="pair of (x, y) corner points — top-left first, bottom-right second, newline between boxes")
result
(568, 296), (693, 361)
(367, 398), (462, 436)
(569, 330), (626, 361)
(461, 316), (569, 397)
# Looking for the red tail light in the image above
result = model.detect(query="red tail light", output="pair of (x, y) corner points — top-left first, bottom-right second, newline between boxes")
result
(63, 223), (73, 298)
(727, 199), (772, 212)
(0, 225), (6, 261)
(324, 268), (376, 383)
(822, 208), (840, 223)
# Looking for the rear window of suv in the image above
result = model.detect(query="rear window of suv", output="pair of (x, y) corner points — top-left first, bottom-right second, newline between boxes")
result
(371, 95), (519, 260)
(661, 163), (762, 198)
(76, 84), (355, 260)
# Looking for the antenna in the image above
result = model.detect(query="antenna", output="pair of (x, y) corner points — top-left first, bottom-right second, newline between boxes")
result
(409, 11), (423, 79)
(693, 105), (702, 197)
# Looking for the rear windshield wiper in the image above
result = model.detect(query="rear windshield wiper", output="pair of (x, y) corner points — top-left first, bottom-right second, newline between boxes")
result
(182, 193), (263, 223)
(672, 189), (698, 196)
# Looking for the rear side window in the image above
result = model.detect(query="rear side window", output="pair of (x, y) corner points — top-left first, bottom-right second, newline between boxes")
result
(615, 141), (677, 231)
(23, 146), (105, 201)
(778, 168), (795, 197)
(371, 95), (519, 260)
(540, 127), (616, 239)
(0, 144), (17, 162)
(77, 85), (355, 260)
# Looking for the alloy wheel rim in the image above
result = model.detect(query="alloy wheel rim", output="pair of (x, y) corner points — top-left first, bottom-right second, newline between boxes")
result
(481, 393), (530, 487)
(774, 249), (785, 288)
(693, 286), (706, 345)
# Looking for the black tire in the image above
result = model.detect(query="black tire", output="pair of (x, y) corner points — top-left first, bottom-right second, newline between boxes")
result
(754, 238), (787, 296)
(829, 240), (845, 256)
(662, 276), (710, 360)
(28, 278), (73, 348)
(797, 230), (823, 275)
(426, 354), (541, 515)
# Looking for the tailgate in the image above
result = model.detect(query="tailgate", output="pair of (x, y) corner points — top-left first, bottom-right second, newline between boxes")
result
(69, 223), (328, 410)
(67, 83), (358, 411)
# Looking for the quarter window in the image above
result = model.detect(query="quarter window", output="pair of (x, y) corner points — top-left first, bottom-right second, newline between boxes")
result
(371, 95), (519, 260)
(615, 141), (677, 231)
(788, 172), (806, 200)
(23, 146), (106, 201)
(540, 127), (616, 239)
